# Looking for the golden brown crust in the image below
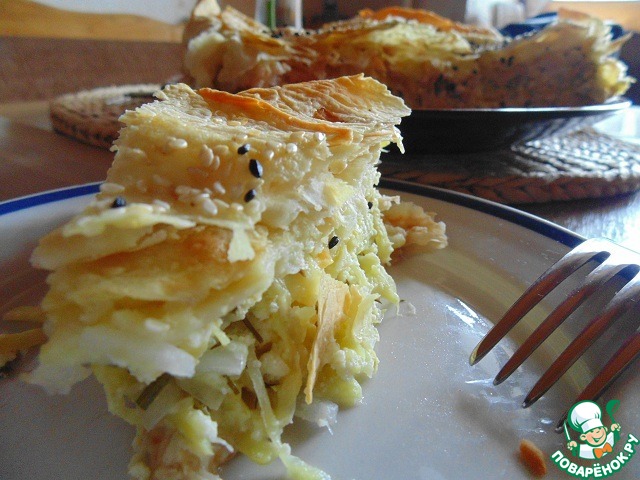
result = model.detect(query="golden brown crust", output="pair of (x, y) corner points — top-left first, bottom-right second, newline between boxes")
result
(357, 6), (502, 40)
(197, 87), (352, 139)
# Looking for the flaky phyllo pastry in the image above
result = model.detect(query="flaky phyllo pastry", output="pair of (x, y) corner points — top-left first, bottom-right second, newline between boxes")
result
(183, 1), (632, 108)
(10, 76), (446, 479)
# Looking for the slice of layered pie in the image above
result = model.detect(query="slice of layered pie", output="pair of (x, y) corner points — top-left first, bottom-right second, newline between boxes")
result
(18, 75), (445, 479)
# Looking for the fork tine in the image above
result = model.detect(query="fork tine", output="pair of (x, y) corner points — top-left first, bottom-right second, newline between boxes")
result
(469, 239), (609, 366)
(555, 331), (640, 431)
(523, 277), (640, 408)
(493, 260), (628, 385)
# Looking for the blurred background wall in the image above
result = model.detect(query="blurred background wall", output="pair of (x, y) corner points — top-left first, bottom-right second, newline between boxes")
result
(1, 0), (637, 103)
(30, 0), (640, 31)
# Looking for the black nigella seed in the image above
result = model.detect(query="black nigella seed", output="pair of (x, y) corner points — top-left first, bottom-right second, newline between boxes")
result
(111, 196), (127, 208)
(249, 159), (263, 178)
(237, 144), (250, 155)
(367, 201), (373, 209)
(328, 236), (339, 249)
(244, 189), (256, 202)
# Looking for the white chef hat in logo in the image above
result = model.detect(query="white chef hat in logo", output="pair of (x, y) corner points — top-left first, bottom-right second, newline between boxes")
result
(568, 401), (604, 434)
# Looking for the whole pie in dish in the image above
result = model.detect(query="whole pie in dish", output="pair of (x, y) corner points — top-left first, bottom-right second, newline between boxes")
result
(183, 1), (633, 109)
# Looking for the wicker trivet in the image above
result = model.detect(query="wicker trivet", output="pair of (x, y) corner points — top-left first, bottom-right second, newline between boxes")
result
(380, 128), (640, 204)
(50, 84), (162, 149)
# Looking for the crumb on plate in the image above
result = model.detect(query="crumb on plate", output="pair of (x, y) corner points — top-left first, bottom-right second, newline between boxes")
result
(520, 439), (547, 477)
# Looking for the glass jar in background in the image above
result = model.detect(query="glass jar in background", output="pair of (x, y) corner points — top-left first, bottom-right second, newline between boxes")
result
(255, 0), (302, 28)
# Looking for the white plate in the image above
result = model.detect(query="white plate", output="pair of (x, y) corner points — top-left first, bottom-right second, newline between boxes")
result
(0, 181), (638, 480)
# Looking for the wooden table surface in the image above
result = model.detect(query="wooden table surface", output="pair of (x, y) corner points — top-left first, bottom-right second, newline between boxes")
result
(0, 36), (639, 252)
(0, 0), (183, 42)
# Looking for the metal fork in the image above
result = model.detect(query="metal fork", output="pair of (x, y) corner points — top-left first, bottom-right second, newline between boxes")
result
(469, 237), (640, 411)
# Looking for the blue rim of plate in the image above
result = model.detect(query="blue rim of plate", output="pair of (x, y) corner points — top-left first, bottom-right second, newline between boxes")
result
(0, 179), (583, 249)
(0, 183), (101, 216)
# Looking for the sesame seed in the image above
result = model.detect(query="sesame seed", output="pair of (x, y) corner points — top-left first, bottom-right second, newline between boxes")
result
(291, 131), (306, 142)
(200, 198), (218, 215)
(286, 143), (298, 153)
(244, 189), (256, 202)
(100, 182), (125, 194)
(314, 132), (326, 142)
(152, 174), (171, 186)
(244, 199), (261, 215)
(90, 198), (112, 210)
(144, 319), (170, 332)
(193, 193), (209, 203)
(167, 137), (188, 149)
(237, 144), (250, 155)
(111, 196), (127, 208)
(264, 149), (275, 160)
(128, 148), (147, 160)
(75, 216), (92, 227)
(328, 236), (339, 249)
(212, 182), (226, 195)
(136, 180), (148, 193)
(249, 159), (263, 178)
(213, 145), (229, 156)
(152, 199), (171, 211)
(199, 145), (214, 166)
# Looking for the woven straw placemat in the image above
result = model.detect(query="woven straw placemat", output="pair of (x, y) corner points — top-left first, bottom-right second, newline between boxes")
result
(50, 84), (162, 149)
(380, 128), (640, 204)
